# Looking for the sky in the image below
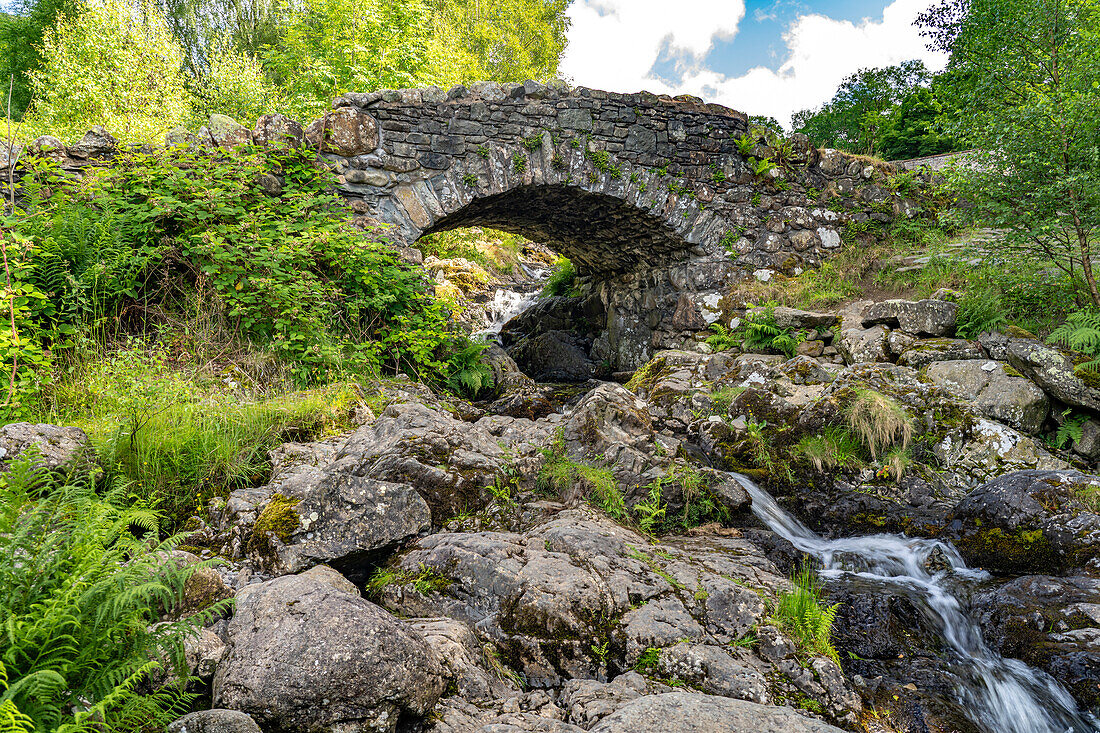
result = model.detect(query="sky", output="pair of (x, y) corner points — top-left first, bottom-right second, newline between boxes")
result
(558, 0), (950, 128)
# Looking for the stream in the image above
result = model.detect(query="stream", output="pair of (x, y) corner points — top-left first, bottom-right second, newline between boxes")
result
(470, 262), (1099, 731)
(731, 472), (1100, 733)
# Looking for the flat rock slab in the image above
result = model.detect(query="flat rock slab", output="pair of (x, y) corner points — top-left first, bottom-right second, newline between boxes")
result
(861, 299), (957, 337)
(589, 691), (846, 732)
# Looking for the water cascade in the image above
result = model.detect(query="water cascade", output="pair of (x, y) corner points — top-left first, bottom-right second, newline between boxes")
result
(732, 473), (1099, 733)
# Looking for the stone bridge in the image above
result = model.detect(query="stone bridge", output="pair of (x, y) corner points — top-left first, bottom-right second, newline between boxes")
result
(17, 80), (928, 369)
(299, 81), (925, 367)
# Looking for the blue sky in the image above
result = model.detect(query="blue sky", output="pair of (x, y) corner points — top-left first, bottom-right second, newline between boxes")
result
(560, 0), (948, 127)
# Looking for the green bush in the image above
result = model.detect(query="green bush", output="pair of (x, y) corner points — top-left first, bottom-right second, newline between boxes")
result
(1048, 310), (1100, 375)
(537, 435), (624, 519)
(11, 146), (461, 393)
(736, 304), (804, 358)
(955, 285), (1007, 338)
(0, 454), (228, 731)
(542, 256), (579, 297)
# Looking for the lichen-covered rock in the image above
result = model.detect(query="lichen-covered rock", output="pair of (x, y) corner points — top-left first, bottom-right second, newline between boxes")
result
(482, 344), (555, 419)
(245, 468), (430, 579)
(213, 571), (445, 733)
(0, 422), (96, 476)
(861, 298), (958, 337)
(1004, 337), (1100, 413)
(406, 617), (521, 703)
(949, 470), (1100, 574)
(69, 125), (117, 157)
(305, 107), (379, 156)
(767, 306), (839, 332)
(836, 301), (890, 364)
(588, 690), (847, 733)
(656, 642), (768, 703)
(168, 710), (262, 733)
(896, 338), (984, 369)
(207, 114), (252, 148)
(376, 509), (786, 688)
(925, 359), (1049, 434)
(974, 574), (1100, 711)
(252, 113), (305, 148)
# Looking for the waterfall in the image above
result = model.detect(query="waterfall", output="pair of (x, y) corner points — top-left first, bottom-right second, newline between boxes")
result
(732, 472), (1099, 733)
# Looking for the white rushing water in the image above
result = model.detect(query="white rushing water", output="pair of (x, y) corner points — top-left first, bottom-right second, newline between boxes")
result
(730, 472), (1100, 733)
(472, 263), (549, 342)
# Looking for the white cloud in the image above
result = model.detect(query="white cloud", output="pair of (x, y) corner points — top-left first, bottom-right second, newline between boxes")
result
(558, 0), (746, 94)
(560, 0), (949, 128)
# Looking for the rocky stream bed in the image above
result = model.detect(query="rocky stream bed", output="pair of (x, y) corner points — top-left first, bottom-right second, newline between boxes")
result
(8, 263), (1100, 733)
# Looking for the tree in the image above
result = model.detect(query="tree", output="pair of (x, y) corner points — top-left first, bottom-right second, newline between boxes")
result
(423, 0), (571, 86)
(188, 42), (280, 125)
(262, 0), (432, 120)
(919, 0), (1100, 306)
(879, 86), (960, 160)
(25, 0), (191, 143)
(0, 0), (79, 118)
(793, 60), (930, 156)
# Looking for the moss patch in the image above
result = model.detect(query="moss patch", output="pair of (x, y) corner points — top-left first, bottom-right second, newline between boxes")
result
(252, 493), (301, 546)
(955, 526), (1057, 574)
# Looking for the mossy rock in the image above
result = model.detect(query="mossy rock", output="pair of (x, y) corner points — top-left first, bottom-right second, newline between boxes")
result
(249, 493), (301, 554)
(954, 526), (1057, 575)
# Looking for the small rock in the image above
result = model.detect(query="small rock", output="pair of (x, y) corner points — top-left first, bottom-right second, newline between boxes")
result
(168, 710), (261, 733)
(862, 299), (958, 337)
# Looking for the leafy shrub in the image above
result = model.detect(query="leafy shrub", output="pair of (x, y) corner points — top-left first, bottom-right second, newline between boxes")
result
(13, 146), (458, 387)
(0, 455), (228, 731)
(772, 563), (840, 663)
(542, 256), (579, 298)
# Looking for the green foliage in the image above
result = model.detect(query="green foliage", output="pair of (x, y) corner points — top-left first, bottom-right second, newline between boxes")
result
(541, 256), (579, 298)
(736, 304), (804, 358)
(921, 0), (1100, 306)
(0, 0), (79, 119)
(25, 0), (192, 143)
(634, 647), (661, 675)
(262, 0), (430, 120)
(955, 286), (1007, 338)
(187, 42), (281, 126)
(416, 226), (528, 272)
(633, 480), (666, 534)
(1049, 310), (1100, 375)
(445, 339), (494, 399)
(586, 148), (621, 178)
(512, 152), (528, 173)
(537, 434), (624, 519)
(36, 345), (362, 525)
(13, 146), (456, 388)
(0, 454), (229, 731)
(709, 386), (744, 414)
(772, 563), (840, 664)
(704, 323), (739, 353)
(734, 134), (755, 156)
(795, 428), (864, 472)
(1052, 410), (1089, 450)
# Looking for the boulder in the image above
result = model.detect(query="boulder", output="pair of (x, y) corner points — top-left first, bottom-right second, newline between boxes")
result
(1005, 338), (1100, 413)
(950, 470), (1100, 574)
(168, 710), (262, 733)
(0, 422), (96, 476)
(588, 690), (846, 733)
(376, 509), (787, 687)
(499, 294), (605, 346)
(68, 125), (117, 157)
(207, 114), (252, 148)
(862, 299), (958, 337)
(509, 330), (598, 382)
(767, 306), (839, 332)
(213, 571), (445, 733)
(836, 324), (890, 364)
(165, 127), (195, 148)
(925, 359), (1049, 434)
(305, 107), (379, 157)
(481, 344), (554, 419)
(974, 574), (1100, 711)
(407, 617), (521, 703)
(245, 467), (430, 579)
(896, 338), (984, 369)
(252, 113), (305, 148)
(656, 642), (768, 703)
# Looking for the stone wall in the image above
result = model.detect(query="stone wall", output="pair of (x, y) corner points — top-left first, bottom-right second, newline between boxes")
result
(9, 80), (934, 369)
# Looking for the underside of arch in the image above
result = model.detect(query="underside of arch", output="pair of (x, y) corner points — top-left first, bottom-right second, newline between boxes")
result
(418, 185), (694, 274)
